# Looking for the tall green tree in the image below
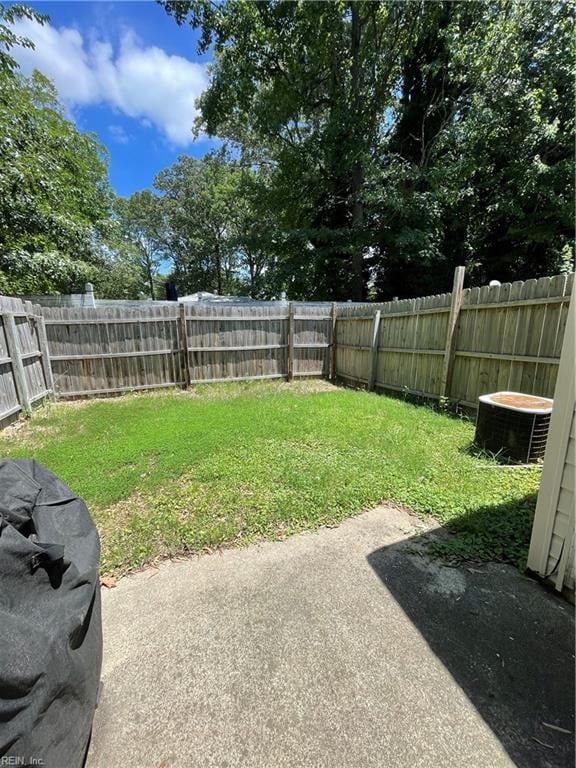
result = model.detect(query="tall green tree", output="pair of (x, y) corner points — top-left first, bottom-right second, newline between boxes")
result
(371, 0), (575, 298)
(440, 0), (575, 285)
(0, 69), (113, 293)
(0, 4), (144, 298)
(223, 165), (289, 298)
(0, 3), (46, 74)
(95, 223), (152, 300)
(156, 153), (246, 296)
(162, 0), (574, 299)
(161, 0), (421, 299)
(114, 191), (166, 299)
(0, 3), (115, 295)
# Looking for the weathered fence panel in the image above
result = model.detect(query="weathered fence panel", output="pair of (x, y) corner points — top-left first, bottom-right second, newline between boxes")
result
(335, 293), (452, 396)
(0, 296), (52, 423)
(35, 301), (333, 396)
(335, 271), (574, 408)
(184, 302), (332, 383)
(333, 307), (373, 387)
(42, 304), (182, 397)
(0, 268), (572, 422)
(376, 293), (451, 397)
(184, 303), (288, 384)
(0, 315), (21, 420)
(450, 272), (573, 407)
(293, 304), (332, 377)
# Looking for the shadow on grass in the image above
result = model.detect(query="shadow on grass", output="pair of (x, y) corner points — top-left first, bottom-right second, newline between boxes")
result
(429, 492), (539, 569)
(367, 506), (574, 768)
(335, 377), (477, 424)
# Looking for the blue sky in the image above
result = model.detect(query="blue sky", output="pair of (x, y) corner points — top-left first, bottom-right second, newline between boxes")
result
(11, 1), (217, 196)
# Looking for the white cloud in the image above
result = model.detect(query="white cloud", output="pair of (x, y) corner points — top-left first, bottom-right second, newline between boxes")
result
(10, 19), (209, 146)
(108, 124), (130, 144)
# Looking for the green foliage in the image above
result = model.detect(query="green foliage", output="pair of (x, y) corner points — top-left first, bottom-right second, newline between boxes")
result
(0, 3), (47, 75)
(0, 69), (113, 293)
(0, 3), (166, 300)
(0, 4), (127, 297)
(156, 152), (236, 295)
(429, 495), (537, 571)
(162, 0), (417, 298)
(0, 250), (98, 295)
(114, 191), (167, 299)
(431, 0), (575, 287)
(0, 383), (540, 575)
(94, 243), (152, 300)
(161, 0), (575, 299)
(1, 1), (572, 301)
(224, 165), (285, 298)
(155, 151), (280, 297)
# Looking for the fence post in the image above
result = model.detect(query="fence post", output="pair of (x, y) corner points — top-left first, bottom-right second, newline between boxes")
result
(329, 301), (337, 380)
(36, 315), (55, 398)
(4, 313), (31, 414)
(179, 304), (190, 389)
(367, 310), (381, 391)
(440, 266), (466, 398)
(287, 302), (294, 381)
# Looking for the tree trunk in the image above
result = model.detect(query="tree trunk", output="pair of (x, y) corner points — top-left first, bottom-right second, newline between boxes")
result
(144, 251), (155, 300)
(350, 162), (364, 301)
(349, 3), (365, 301)
(248, 255), (256, 297)
(215, 250), (222, 295)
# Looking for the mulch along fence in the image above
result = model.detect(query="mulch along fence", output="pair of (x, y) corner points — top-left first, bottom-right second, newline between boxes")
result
(0, 268), (573, 425)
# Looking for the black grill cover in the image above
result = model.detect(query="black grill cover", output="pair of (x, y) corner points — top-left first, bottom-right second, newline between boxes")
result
(0, 460), (102, 767)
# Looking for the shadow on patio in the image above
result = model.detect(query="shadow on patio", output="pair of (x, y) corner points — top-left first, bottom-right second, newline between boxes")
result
(367, 514), (575, 768)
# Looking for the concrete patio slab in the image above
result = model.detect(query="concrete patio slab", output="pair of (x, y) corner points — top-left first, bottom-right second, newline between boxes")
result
(88, 505), (574, 768)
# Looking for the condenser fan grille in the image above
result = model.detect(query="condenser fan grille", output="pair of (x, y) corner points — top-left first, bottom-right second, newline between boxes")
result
(474, 392), (553, 463)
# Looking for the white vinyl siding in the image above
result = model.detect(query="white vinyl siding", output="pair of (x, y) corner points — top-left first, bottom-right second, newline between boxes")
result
(528, 286), (575, 596)
(545, 414), (575, 589)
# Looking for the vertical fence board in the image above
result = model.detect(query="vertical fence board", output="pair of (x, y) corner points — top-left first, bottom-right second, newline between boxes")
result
(287, 302), (294, 381)
(4, 313), (31, 413)
(440, 267), (466, 397)
(0, 298), (51, 418)
(367, 310), (381, 391)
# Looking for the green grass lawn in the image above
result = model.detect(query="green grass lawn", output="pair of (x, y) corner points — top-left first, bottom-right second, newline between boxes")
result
(0, 381), (541, 575)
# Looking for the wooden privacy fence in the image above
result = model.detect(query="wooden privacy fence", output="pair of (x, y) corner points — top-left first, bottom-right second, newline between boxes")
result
(184, 302), (333, 385)
(0, 268), (573, 423)
(38, 302), (334, 398)
(0, 296), (53, 423)
(335, 270), (574, 408)
(42, 304), (183, 398)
